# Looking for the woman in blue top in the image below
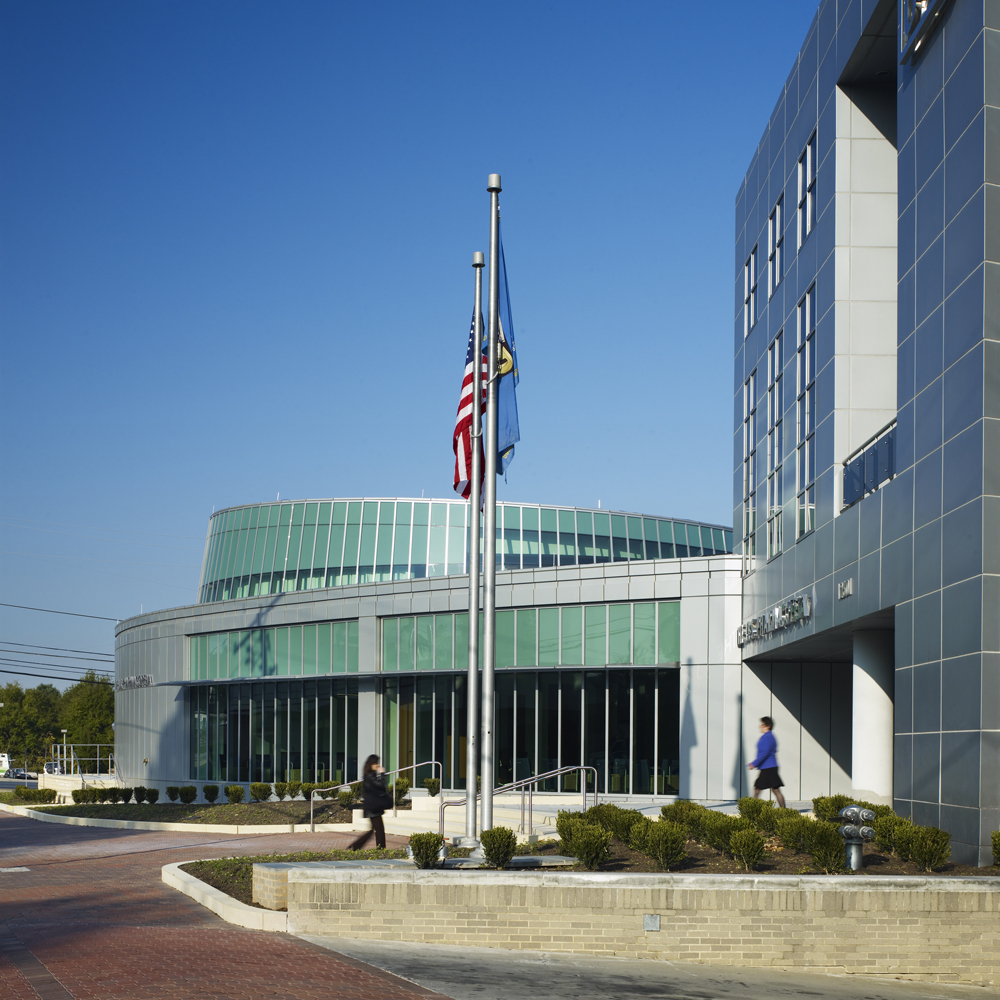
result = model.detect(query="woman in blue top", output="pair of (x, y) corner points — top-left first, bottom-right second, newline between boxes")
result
(747, 716), (786, 808)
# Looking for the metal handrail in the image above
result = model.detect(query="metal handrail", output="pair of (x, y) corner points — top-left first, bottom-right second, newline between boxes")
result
(309, 760), (442, 833)
(439, 765), (600, 838)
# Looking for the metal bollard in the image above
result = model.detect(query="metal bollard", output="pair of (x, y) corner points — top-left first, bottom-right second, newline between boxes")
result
(838, 805), (876, 870)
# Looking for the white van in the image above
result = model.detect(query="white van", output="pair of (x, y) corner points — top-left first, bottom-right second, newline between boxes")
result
(0, 754), (10, 773)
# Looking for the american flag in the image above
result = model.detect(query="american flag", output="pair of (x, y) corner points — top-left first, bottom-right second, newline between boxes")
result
(453, 311), (488, 499)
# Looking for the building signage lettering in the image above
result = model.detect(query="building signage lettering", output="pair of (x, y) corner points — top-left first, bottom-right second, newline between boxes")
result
(838, 577), (853, 600)
(115, 674), (154, 692)
(736, 595), (811, 648)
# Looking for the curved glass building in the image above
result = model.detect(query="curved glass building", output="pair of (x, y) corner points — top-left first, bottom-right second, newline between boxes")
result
(116, 497), (743, 801)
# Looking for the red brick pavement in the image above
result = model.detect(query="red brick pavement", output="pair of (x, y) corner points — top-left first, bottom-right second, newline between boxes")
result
(0, 812), (445, 1000)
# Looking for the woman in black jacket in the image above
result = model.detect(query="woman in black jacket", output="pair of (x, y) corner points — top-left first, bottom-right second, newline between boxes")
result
(348, 754), (391, 850)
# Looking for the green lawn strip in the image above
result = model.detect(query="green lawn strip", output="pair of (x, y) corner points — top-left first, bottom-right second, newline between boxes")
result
(21, 800), (354, 824)
(182, 847), (408, 906)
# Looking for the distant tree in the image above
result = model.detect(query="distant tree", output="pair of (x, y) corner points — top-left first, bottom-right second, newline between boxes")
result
(0, 682), (61, 770)
(59, 671), (114, 747)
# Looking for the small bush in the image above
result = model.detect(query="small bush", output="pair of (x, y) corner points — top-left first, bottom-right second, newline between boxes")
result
(731, 828), (767, 871)
(393, 777), (410, 806)
(776, 814), (812, 852)
(133, 785), (147, 804)
(145, 788), (160, 804)
(660, 800), (709, 840)
(811, 794), (855, 822)
(120, 787), (134, 805)
(872, 814), (904, 855)
(893, 820), (916, 862)
(807, 821), (847, 873)
(106, 787), (122, 804)
(423, 778), (440, 797)
(992, 830), (1000, 868)
(350, 781), (363, 802)
(166, 786), (180, 803)
(703, 812), (754, 855)
(480, 825), (518, 870)
(409, 831), (444, 868)
(738, 796), (778, 833)
(909, 826), (951, 872)
(202, 784), (219, 804)
(249, 782), (271, 803)
(583, 804), (644, 843)
(570, 823), (613, 870)
(287, 781), (302, 800)
(645, 821), (688, 870)
(273, 781), (289, 800)
(627, 816), (654, 853)
(337, 788), (355, 808)
(71, 789), (86, 804)
(300, 783), (317, 802)
(224, 784), (245, 804)
(14, 786), (57, 804)
(556, 810), (583, 853)
(179, 785), (198, 805)
(97, 787), (111, 804)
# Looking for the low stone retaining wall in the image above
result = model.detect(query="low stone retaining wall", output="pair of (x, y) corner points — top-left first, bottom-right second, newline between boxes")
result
(277, 868), (1000, 985)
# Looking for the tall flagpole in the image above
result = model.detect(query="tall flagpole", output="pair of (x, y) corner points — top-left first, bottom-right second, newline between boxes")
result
(464, 250), (484, 846)
(481, 173), (501, 834)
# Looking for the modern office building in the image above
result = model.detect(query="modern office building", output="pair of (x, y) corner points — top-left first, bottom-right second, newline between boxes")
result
(114, 498), (742, 801)
(735, 0), (999, 863)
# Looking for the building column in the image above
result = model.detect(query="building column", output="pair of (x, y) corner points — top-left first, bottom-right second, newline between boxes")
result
(852, 630), (894, 804)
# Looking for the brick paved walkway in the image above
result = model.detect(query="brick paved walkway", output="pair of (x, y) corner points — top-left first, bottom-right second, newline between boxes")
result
(0, 812), (445, 999)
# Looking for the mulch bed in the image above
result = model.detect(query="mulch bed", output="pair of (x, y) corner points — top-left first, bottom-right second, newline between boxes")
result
(31, 800), (361, 825)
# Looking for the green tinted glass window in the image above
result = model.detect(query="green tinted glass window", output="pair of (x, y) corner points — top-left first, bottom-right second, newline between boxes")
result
(538, 608), (559, 666)
(447, 504), (465, 575)
(298, 524), (315, 573)
(584, 605), (606, 665)
(657, 602), (680, 662)
(503, 505), (520, 527)
(252, 630), (263, 677)
(540, 509), (557, 532)
(357, 503), (378, 582)
(577, 512), (594, 564)
(608, 605), (631, 664)
(291, 504), (304, 526)
(318, 623), (331, 674)
(207, 634), (218, 680)
(712, 527), (724, 553)
(289, 626), (303, 675)
(318, 502), (331, 525)
(382, 619), (398, 672)
(410, 520), (428, 577)
(434, 615), (452, 669)
(250, 523), (266, 573)
(431, 503), (447, 526)
(626, 517), (644, 559)
(313, 523), (329, 570)
(522, 507), (538, 531)
(399, 618), (414, 671)
(416, 617), (433, 670)
(454, 613), (468, 667)
(229, 633), (241, 678)
(657, 521), (674, 558)
(303, 625), (317, 675)
(633, 604), (655, 663)
(263, 628), (275, 676)
(218, 634), (230, 677)
(516, 609), (536, 666)
(333, 622), (346, 672)
(561, 607), (582, 664)
(496, 611), (515, 668)
(393, 503), (412, 578)
(347, 621), (358, 672)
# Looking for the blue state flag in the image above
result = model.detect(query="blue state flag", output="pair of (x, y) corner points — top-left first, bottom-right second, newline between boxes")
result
(486, 222), (520, 475)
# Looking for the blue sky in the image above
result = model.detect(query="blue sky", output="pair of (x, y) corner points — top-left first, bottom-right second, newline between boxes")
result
(0, 1), (818, 687)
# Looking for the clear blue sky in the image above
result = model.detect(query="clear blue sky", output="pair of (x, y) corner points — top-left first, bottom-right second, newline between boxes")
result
(0, 1), (818, 687)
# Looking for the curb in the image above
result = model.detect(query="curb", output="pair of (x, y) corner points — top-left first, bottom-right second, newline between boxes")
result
(161, 861), (288, 932)
(0, 802), (361, 836)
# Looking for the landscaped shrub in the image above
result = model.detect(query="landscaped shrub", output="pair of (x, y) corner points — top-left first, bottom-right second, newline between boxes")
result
(249, 782), (271, 803)
(807, 821), (847, 873)
(703, 813), (754, 855)
(480, 825), (519, 870)
(145, 788), (160, 804)
(738, 796), (779, 833)
(166, 786), (180, 803)
(812, 794), (894, 823)
(570, 823), (612, 870)
(120, 788), (134, 804)
(97, 787), (111, 804)
(644, 821), (687, 870)
(872, 814), (906, 855)
(392, 777), (410, 806)
(423, 778), (440, 797)
(202, 784), (219, 804)
(992, 830), (1000, 867)
(908, 826), (951, 871)
(107, 787), (122, 804)
(71, 789), (87, 804)
(776, 814), (812, 852)
(660, 800), (709, 840)
(14, 786), (57, 804)
(287, 781), (302, 800)
(224, 784), (245, 804)
(556, 810), (583, 853)
(337, 788), (354, 808)
(893, 820), (916, 862)
(273, 781), (289, 800)
(350, 781), (363, 802)
(587, 804), (645, 844)
(730, 828), (767, 871)
(179, 785), (198, 805)
(627, 815), (654, 853)
(409, 831), (444, 868)
(133, 785), (147, 804)
(300, 783), (317, 802)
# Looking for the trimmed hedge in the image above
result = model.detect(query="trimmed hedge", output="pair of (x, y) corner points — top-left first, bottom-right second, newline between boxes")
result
(423, 778), (440, 797)
(202, 784), (219, 804)
(409, 831), (444, 868)
(480, 825), (518, 870)
(133, 785), (147, 804)
(249, 782), (271, 803)
(392, 777), (410, 806)
(730, 828), (766, 871)
(273, 781), (289, 800)
(644, 821), (687, 870)
(224, 785), (244, 804)
(993, 830), (1000, 868)
(166, 786), (180, 803)
(146, 788), (160, 804)
(14, 786), (57, 804)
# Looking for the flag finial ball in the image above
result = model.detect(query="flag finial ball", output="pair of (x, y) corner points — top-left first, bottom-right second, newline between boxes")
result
(473, 251), (485, 268)
(487, 174), (501, 192)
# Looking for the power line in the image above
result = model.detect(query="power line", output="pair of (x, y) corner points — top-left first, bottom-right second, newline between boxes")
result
(0, 603), (120, 622)
(0, 515), (201, 540)
(0, 657), (106, 673)
(1, 641), (113, 657)
(0, 649), (113, 663)
(0, 667), (112, 685)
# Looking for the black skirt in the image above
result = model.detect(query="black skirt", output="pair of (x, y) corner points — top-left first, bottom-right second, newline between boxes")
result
(754, 766), (784, 790)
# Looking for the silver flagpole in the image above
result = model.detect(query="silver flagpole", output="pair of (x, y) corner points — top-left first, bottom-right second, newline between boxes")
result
(464, 250), (484, 846)
(481, 173), (501, 834)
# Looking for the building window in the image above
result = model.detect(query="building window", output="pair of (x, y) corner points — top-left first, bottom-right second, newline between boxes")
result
(742, 370), (757, 574)
(798, 132), (817, 247)
(768, 197), (783, 297)
(743, 244), (758, 338)
(766, 333), (783, 559)
(796, 286), (816, 537)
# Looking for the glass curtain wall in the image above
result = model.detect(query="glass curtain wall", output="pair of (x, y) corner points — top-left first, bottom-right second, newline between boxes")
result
(188, 679), (359, 784)
(381, 668), (680, 796)
(199, 500), (734, 603)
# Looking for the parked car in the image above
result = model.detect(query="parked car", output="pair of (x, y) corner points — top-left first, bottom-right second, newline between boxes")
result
(42, 762), (64, 775)
(5, 768), (28, 780)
